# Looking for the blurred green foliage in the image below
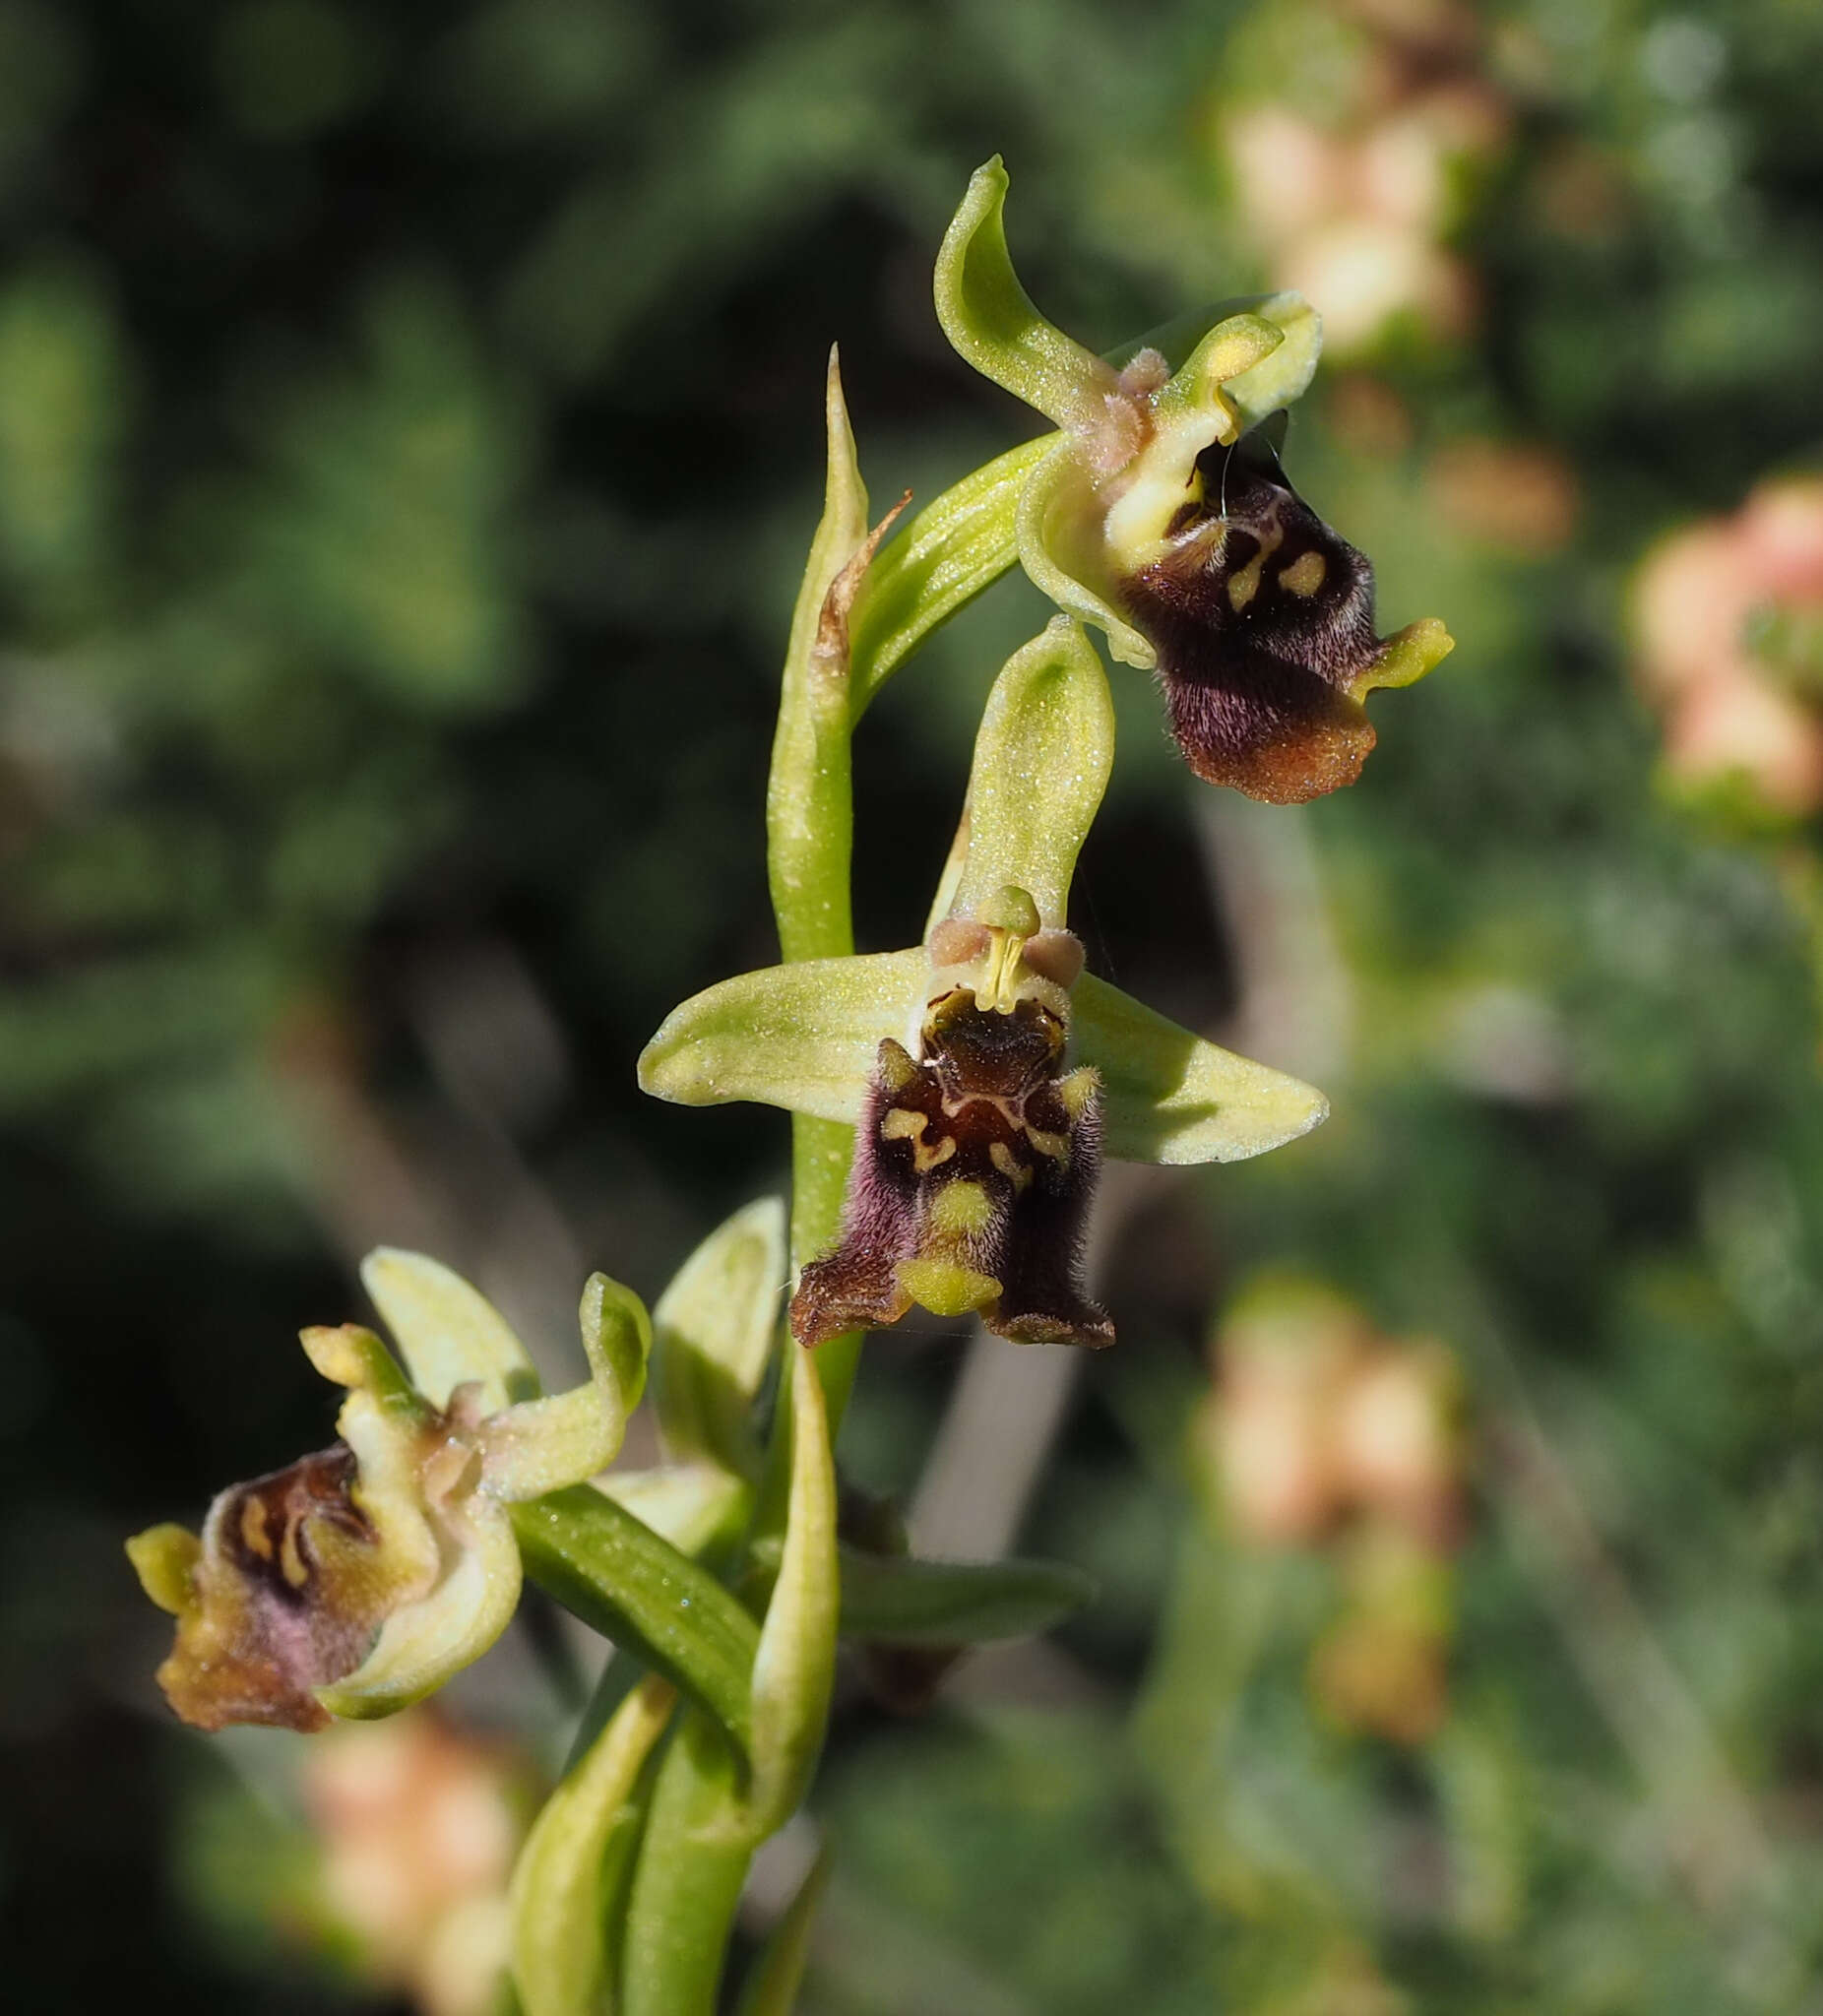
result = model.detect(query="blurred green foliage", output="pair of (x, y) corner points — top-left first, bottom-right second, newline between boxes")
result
(9, 0), (1823, 2009)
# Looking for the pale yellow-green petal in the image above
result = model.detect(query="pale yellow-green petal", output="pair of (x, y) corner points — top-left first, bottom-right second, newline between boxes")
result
(1017, 438), (1156, 669)
(1173, 290), (1323, 436)
(934, 156), (1115, 436)
(638, 948), (926, 1123)
(481, 1273), (652, 1503)
(1073, 972), (1330, 1165)
(947, 617), (1115, 932)
(360, 1247), (539, 1413)
(314, 1495), (521, 1719)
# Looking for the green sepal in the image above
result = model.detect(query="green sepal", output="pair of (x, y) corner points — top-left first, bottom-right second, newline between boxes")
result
(847, 436), (1051, 718)
(650, 1197), (787, 1477)
(509, 1674), (675, 2016)
(638, 948), (926, 1125)
(946, 617), (1115, 933)
(1071, 971), (1330, 1164)
(934, 156), (1114, 436)
(733, 1846), (831, 2016)
(837, 1547), (1098, 1645)
(512, 1486), (758, 1762)
(360, 1246), (539, 1412)
(620, 1711), (755, 2016)
(482, 1272), (652, 1502)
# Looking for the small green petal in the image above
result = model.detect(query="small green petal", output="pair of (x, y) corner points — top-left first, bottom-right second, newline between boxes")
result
(509, 1673), (675, 2016)
(1073, 971), (1330, 1164)
(934, 156), (1116, 436)
(651, 1197), (787, 1474)
(947, 617), (1116, 933)
(638, 948), (927, 1124)
(1165, 291), (1323, 436)
(360, 1247), (540, 1413)
(481, 1273), (652, 1503)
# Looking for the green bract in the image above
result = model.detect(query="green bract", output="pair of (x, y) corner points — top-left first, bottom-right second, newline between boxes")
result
(127, 1251), (648, 1731)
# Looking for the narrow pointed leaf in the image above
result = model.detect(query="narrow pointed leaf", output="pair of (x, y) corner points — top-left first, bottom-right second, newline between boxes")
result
(740, 1346), (838, 1842)
(360, 1247), (539, 1412)
(510, 1675), (675, 2016)
(621, 1712), (754, 2016)
(638, 949), (925, 1124)
(949, 617), (1115, 932)
(934, 156), (1114, 436)
(484, 1274), (652, 1502)
(1072, 972), (1330, 1164)
(512, 1486), (758, 1761)
(837, 1548), (1098, 1645)
(651, 1197), (787, 1473)
(733, 1846), (831, 2016)
(848, 437), (1050, 717)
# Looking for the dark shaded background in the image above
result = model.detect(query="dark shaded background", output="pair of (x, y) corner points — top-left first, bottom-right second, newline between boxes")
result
(9, 0), (1823, 2009)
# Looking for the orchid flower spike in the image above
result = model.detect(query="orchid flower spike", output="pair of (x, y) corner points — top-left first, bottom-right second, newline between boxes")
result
(639, 617), (1329, 1350)
(934, 158), (1453, 803)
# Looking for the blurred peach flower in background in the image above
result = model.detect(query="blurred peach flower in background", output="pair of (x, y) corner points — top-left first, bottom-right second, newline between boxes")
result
(301, 1709), (530, 2016)
(1216, 0), (1509, 356)
(1633, 477), (1823, 816)
(1197, 1281), (1466, 1742)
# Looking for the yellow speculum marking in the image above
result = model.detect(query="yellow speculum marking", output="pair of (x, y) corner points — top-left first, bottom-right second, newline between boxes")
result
(1280, 549), (1326, 597)
(882, 1105), (956, 1174)
(989, 1141), (1035, 1193)
(1227, 516), (1285, 613)
(279, 1520), (311, 1590)
(1024, 1126), (1070, 1164)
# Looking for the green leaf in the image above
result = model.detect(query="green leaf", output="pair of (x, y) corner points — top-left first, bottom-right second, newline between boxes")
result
(947, 617), (1115, 933)
(638, 947), (925, 1124)
(650, 1196), (786, 1475)
(620, 1712), (754, 2016)
(934, 156), (1113, 436)
(740, 1346), (838, 1841)
(360, 1246), (539, 1412)
(837, 1547), (1098, 1645)
(512, 1486), (758, 1761)
(483, 1273), (652, 1502)
(1072, 972), (1330, 1165)
(733, 1846), (831, 2016)
(509, 1675), (675, 2016)
(847, 436), (1050, 718)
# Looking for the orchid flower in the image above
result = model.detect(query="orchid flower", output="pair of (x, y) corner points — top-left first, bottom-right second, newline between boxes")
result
(932, 158), (1454, 803)
(639, 616), (1329, 1349)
